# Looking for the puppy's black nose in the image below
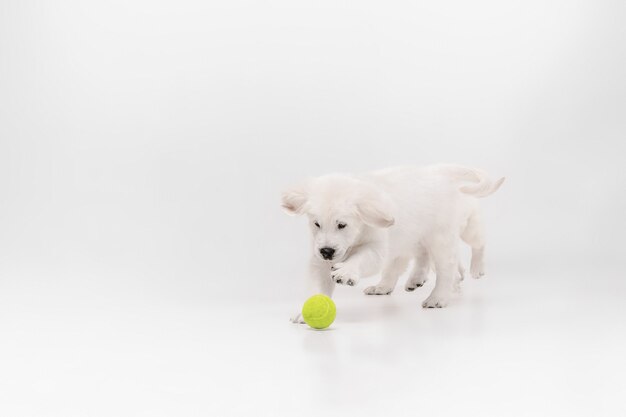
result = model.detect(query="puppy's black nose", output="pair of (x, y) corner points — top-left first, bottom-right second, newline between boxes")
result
(319, 247), (335, 260)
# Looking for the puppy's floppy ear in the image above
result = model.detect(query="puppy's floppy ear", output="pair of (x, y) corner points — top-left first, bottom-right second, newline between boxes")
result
(356, 186), (395, 228)
(281, 181), (310, 215)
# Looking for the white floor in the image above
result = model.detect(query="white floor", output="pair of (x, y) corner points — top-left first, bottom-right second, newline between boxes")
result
(1, 267), (625, 417)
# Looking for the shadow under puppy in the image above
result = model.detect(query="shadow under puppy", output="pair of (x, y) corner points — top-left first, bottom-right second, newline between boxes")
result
(282, 164), (504, 323)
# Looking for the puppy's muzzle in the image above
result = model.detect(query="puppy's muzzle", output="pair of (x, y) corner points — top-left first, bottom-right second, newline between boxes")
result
(319, 247), (335, 260)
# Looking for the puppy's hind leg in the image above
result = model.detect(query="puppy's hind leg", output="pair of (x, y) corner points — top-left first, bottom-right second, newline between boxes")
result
(461, 210), (486, 279)
(364, 256), (410, 295)
(422, 235), (458, 308)
(405, 246), (430, 292)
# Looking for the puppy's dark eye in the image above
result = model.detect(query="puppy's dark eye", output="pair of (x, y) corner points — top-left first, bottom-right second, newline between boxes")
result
(337, 223), (347, 230)
(314, 222), (321, 228)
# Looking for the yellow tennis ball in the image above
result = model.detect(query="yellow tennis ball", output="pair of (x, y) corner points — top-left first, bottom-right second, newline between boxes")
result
(302, 294), (336, 329)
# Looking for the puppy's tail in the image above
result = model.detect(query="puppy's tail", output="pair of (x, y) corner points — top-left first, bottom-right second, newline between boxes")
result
(435, 164), (505, 198)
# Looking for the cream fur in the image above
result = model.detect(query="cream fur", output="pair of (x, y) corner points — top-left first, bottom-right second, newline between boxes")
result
(282, 164), (504, 321)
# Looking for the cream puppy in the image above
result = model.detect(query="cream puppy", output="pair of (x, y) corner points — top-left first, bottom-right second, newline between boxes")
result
(282, 165), (504, 322)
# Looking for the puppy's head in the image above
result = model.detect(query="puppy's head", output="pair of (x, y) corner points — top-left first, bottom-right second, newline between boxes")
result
(282, 175), (394, 263)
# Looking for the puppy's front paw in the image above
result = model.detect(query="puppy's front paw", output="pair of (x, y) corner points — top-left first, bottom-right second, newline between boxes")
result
(364, 285), (393, 295)
(405, 275), (427, 292)
(331, 263), (359, 286)
(422, 291), (451, 308)
(290, 312), (306, 324)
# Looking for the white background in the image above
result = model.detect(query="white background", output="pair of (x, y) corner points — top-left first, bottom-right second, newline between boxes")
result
(1, 1), (625, 416)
